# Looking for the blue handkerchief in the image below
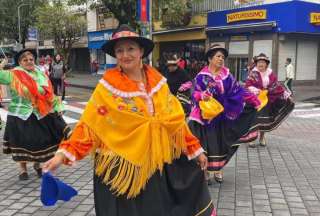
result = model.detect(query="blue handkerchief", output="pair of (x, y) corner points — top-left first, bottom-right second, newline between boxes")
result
(41, 172), (78, 206)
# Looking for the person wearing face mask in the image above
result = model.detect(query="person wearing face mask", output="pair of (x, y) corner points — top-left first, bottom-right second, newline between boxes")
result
(188, 44), (260, 184)
(42, 24), (216, 216)
(245, 53), (294, 148)
(0, 49), (70, 181)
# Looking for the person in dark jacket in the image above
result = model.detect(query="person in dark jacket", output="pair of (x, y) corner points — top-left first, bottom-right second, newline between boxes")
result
(165, 56), (193, 115)
(165, 56), (191, 95)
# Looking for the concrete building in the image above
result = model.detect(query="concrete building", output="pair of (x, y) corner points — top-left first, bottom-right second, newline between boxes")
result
(86, 6), (118, 73)
(206, 0), (320, 83)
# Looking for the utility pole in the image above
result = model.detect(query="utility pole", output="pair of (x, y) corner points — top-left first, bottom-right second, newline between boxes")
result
(18, 3), (30, 44)
(149, 0), (153, 65)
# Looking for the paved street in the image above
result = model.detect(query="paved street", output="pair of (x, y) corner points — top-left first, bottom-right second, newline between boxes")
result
(211, 101), (320, 216)
(0, 86), (320, 215)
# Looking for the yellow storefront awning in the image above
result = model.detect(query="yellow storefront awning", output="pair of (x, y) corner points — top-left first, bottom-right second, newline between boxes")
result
(152, 26), (206, 42)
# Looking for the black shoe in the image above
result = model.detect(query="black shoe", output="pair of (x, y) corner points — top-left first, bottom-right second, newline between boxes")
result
(19, 172), (29, 181)
(33, 163), (42, 178)
(207, 178), (214, 186)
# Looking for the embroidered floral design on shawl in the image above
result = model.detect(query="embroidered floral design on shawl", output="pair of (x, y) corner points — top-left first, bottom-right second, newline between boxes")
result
(81, 66), (188, 198)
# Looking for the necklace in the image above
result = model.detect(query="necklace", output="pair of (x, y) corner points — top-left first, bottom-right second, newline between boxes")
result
(120, 66), (147, 85)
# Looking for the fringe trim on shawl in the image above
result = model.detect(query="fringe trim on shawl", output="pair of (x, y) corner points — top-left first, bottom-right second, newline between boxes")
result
(91, 127), (186, 199)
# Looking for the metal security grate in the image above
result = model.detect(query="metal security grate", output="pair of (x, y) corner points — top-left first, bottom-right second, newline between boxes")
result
(192, 0), (266, 14)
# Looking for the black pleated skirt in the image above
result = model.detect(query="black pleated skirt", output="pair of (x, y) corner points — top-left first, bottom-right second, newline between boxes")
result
(3, 113), (71, 162)
(93, 156), (215, 216)
(189, 106), (257, 171)
(249, 98), (294, 132)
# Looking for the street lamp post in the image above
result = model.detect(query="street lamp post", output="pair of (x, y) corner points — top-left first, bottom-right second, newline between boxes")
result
(18, 3), (30, 44)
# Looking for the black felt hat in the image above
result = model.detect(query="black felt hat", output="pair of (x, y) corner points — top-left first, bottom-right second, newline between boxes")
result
(14, 48), (37, 66)
(101, 24), (154, 58)
(254, 53), (270, 65)
(205, 44), (228, 60)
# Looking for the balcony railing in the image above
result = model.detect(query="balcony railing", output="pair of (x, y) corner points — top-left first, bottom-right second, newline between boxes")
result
(192, 0), (267, 13)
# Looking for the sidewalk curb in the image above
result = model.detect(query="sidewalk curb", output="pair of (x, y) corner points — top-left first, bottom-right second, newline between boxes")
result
(68, 83), (95, 90)
(303, 96), (320, 102)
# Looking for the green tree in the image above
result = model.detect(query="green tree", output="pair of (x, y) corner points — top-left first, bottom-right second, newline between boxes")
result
(67, 0), (202, 30)
(159, 0), (193, 28)
(0, 0), (48, 45)
(68, 0), (139, 28)
(35, 0), (87, 65)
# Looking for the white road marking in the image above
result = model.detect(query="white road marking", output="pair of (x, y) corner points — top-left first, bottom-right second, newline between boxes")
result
(0, 103), (85, 124)
(64, 105), (84, 114)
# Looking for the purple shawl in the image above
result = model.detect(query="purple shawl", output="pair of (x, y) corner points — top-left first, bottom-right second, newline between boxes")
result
(189, 66), (259, 127)
(245, 67), (288, 103)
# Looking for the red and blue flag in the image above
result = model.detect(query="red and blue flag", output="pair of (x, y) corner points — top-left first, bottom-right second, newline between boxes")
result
(137, 0), (150, 22)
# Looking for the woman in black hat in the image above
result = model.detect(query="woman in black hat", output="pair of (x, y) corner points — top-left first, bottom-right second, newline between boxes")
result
(244, 53), (294, 147)
(43, 24), (216, 216)
(0, 49), (70, 180)
(188, 44), (260, 183)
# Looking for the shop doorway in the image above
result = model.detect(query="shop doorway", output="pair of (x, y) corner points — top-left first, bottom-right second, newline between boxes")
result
(228, 56), (249, 82)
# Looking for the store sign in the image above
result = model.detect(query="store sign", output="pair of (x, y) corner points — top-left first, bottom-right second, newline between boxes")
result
(310, 13), (320, 25)
(28, 27), (38, 41)
(89, 32), (112, 42)
(230, 35), (248, 41)
(227, 9), (267, 23)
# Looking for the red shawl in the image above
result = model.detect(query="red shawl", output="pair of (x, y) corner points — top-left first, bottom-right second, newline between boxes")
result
(11, 68), (54, 116)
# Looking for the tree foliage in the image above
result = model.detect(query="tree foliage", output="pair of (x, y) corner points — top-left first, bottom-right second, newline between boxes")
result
(160, 1), (193, 28)
(67, 0), (203, 30)
(0, 0), (48, 45)
(35, 0), (87, 65)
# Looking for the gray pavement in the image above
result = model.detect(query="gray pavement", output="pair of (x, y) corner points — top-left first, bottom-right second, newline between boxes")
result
(66, 73), (101, 90)
(211, 113), (320, 216)
(291, 85), (320, 103)
(0, 83), (320, 215)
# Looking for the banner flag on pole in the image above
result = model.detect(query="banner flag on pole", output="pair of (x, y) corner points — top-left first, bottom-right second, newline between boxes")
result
(137, 0), (149, 22)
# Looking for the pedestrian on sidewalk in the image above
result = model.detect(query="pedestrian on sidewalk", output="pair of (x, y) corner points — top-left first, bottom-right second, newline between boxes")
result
(91, 59), (99, 76)
(0, 49), (71, 180)
(49, 54), (67, 103)
(284, 57), (294, 94)
(38, 57), (50, 76)
(244, 53), (295, 148)
(42, 24), (216, 216)
(188, 44), (260, 184)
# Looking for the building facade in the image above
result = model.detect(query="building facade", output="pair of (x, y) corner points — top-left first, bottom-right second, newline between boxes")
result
(86, 7), (118, 73)
(152, 19), (207, 65)
(206, 0), (320, 83)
